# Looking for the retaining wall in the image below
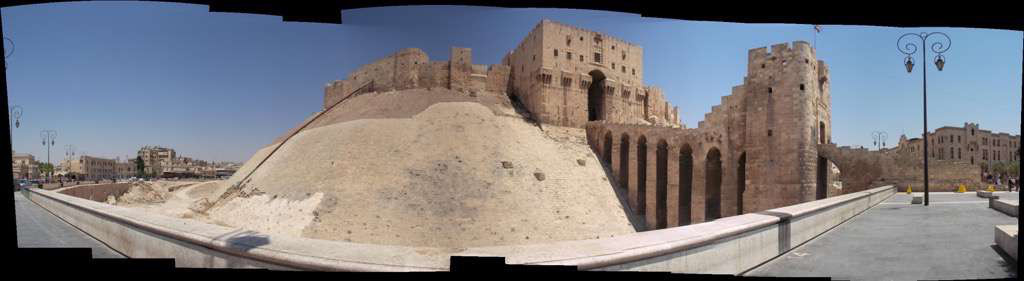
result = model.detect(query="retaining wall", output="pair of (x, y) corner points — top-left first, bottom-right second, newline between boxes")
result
(24, 184), (894, 273)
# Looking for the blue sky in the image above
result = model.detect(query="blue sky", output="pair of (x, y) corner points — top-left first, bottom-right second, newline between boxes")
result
(4, 3), (1021, 163)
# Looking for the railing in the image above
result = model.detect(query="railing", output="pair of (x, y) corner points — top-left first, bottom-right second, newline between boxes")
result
(25, 183), (895, 272)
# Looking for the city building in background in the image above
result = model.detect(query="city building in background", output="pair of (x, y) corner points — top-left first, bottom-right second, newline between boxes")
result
(897, 122), (1020, 169)
(12, 151), (41, 180)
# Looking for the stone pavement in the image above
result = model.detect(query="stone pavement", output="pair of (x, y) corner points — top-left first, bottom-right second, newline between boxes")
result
(14, 191), (125, 258)
(745, 192), (1018, 281)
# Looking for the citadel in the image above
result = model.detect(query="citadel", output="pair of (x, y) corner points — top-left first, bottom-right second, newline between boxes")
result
(320, 20), (843, 230)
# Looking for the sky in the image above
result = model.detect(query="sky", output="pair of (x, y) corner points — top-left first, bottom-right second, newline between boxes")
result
(3, 3), (1022, 163)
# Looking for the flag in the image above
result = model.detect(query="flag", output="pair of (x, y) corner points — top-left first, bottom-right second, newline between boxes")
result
(814, 25), (822, 33)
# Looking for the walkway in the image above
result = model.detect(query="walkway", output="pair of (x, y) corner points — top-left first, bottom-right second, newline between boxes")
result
(14, 191), (125, 258)
(745, 192), (1018, 280)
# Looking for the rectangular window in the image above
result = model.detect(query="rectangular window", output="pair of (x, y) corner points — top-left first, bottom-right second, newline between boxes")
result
(566, 52), (572, 60)
(554, 49), (558, 57)
(594, 52), (602, 63)
(580, 55), (584, 62)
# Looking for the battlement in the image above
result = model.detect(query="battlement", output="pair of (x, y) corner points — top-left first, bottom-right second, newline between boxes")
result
(749, 41), (813, 61)
(322, 47), (511, 109)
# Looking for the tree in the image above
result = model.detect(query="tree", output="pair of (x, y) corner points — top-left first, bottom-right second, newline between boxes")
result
(135, 156), (145, 178)
(39, 163), (54, 177)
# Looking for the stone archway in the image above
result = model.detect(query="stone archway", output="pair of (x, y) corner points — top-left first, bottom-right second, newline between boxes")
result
(737, 152), (746, 215)
(678, 144), (694, 226)
(619, 133), (630, 190)
(655, 139), (669, 229)
(603, 131), (613, 165)
(705, 148), (723, 221)
(817, 156), (828, 200)
(587, 70), (607, 121)
(636, 135), (648, 216)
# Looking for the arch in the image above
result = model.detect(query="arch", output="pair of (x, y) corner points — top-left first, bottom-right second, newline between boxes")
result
(736, 152), (747, 215)
(587, 70), (607, 121)
(619, 133), (630, 190)
(819, 122), (826, 144)
(678, 144), (694, 226)
(705, 148), (723, 221)
(636, 135), (648, 216)
(602, 131), (613, 164)
(655, 139), (669, 229)
(816, 156), (828, 200)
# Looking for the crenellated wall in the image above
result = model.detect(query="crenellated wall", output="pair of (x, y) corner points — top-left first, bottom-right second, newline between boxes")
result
(322, 48), (511, 109)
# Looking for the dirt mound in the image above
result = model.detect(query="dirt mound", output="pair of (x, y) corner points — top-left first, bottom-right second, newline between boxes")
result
(199, 88), (637, 248)
(116, 182), (170, 205)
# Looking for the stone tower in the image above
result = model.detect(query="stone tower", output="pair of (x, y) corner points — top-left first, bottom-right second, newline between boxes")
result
(740, 41), (832, 207)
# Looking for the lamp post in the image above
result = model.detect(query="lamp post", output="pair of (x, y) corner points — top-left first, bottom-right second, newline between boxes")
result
(898, 31), (951, 206)
(9, 105), (21, 152)
(40, 130), (56, 181)
(872, 131), (888, 150)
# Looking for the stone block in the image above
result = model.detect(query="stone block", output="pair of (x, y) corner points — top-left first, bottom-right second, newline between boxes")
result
(990, 199), (1019, 217)
(911, 195), (923, 204)
(994, 225), (1017, 261)
(977, 190), (998, 199)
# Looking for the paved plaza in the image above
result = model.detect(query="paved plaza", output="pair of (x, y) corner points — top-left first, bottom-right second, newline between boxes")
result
(14, 191), (125, 258)
(746, 191), (1019, 280)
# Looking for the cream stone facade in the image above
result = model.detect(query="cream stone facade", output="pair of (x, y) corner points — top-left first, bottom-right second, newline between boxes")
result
(319, 20), (843, 231)
(66, 155), (117, 180)
(896, 122), (1020, 169)
(12, 152), (41, 180)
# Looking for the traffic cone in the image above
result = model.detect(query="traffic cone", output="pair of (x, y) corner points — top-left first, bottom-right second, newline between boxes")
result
(987, 185), (995, 192)
(956, 184), (966, 193)
(906, 185), (912, 194)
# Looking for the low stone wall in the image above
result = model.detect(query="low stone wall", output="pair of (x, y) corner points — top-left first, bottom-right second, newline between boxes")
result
(990, 199), (1018, 217)
(994, 225), (1017, 261)
(57, 183), (132, 203)
(24, 185), (894, 273)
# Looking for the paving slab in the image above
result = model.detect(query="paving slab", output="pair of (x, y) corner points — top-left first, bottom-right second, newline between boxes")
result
(745, 192), (1018, 281)
(14, 192), (125, 259)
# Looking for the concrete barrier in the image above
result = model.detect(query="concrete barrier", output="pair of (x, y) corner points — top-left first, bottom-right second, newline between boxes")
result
(994, 225), (1017, 261)
(990, 199), (1019, 217)
(976, 190), (998, 199)
(24, 185), (895, 273)
(57, 183), (132, 203)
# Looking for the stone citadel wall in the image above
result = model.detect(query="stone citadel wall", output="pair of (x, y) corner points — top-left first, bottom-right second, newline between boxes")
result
(586, 41), (835, 231)
(323, 48), (511, 109)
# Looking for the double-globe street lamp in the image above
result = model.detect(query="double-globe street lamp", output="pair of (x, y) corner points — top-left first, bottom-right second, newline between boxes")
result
(9, 105), (21, 151)
(872, 131), (888, 150)
(898, 31), (951, 206)
(40, 130), (56, 181)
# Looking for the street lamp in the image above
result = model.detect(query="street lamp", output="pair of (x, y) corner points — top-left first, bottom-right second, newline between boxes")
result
(9, 105), (21, 151)
(872, 131), (888, 150)
(40, 130), (57, 181)
(898, 31), (951, 206)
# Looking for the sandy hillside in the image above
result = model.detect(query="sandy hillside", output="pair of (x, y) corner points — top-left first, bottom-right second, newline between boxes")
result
(192, 88), (638, 248)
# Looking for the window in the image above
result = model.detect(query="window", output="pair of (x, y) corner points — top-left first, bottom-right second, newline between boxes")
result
(800, 84), (805, 91)
(554, 49), (558, 57)
(612, 62), (615, 69)
(622, 51), (626, 60)
(594, 52), (602, 63)
(622, 66), (626, 73)
(566, 36), (571, 46)
(623, 89), (631, 98)
(566, 52), (572, 60)
(958, 136), (961, 143)
(632, 68), (636, 76)
(805, 59), (809, 64)
(561, 77), (572, 87)
(532, 55), (535, 61)
(768, 130), (773, 136)
(611, 45), (615, 50)
(580, 55), (584, 62)
(761, 64), (765, 69)
(768, 87), (773, 94)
